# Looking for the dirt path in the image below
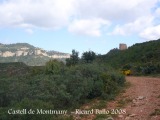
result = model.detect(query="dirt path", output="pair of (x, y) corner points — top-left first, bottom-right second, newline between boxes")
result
(76, 76), (160, 120)
(108, 76), (160, 120)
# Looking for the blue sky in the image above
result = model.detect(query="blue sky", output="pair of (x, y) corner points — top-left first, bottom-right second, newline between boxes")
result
(0, 0), (160, 55)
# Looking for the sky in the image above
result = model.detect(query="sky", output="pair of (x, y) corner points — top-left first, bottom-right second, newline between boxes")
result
(0, 0), (160, 55)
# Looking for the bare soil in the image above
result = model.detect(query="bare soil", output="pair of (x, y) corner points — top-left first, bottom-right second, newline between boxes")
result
(74, 76), (160, 120)
(110, 76), (160, 120)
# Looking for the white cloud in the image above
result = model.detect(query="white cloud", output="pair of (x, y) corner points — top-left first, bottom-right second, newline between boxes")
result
(68, 18), (110, 37)
(109, 16), (154, 35)
(74, 0), (157, 22)
(72, 0), (159, 37)
(0, 0), (75, 29)
(0, 0), (159, 38)
(139, 25), (160, 40)
(155, 8), (160, 17)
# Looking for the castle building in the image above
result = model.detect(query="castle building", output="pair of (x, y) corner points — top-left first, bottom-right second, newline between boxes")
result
(119, 43), (127, 50)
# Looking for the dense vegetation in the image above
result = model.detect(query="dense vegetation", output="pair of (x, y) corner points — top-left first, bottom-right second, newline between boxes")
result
(0, 56), (50, 66)
(0, 43), (35, 52)
(98, 39), (160, 75)
(0, 50), (125, 120)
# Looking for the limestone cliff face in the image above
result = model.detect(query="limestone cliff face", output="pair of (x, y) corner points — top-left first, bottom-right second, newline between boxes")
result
(50, 54), (70, 58)
(34, 49), (48, 56)
(2, 51), (15, 57)
(0, 43), (70, 66)
(16, 51), (24, 56)
(0, 46), (70, 59)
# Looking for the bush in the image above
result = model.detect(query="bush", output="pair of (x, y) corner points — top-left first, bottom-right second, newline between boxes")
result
(0, 62), (125, 120)
(65, 63), (125, 101)
(45, 60), (64, 75)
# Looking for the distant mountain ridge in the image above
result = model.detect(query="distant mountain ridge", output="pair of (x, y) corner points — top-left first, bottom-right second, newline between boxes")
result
(0, 43), (70, 66)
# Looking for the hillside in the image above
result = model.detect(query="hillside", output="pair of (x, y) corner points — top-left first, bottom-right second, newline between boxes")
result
(98, 39), (160, 75)
(0, 43), (70, 66)
(0, 62), (29, 77)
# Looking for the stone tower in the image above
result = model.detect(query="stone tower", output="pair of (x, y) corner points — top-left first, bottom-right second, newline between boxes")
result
(119, 43), (127, 50)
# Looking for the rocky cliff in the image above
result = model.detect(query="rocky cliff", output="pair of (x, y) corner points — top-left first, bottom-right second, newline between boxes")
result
(0, 43), (70, 66)
(0, 43), (70, 58)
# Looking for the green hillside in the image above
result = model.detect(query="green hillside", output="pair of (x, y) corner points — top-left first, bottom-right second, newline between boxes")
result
(0, 43), (35, 52)
(0, 56), (50, 66)
(98, 39), (160, 75)
(0, 62), (30, 77)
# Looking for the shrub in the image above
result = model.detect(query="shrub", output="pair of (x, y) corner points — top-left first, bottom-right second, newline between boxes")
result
(45, 60), (64, 75)
(0, 62), (125, 120)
